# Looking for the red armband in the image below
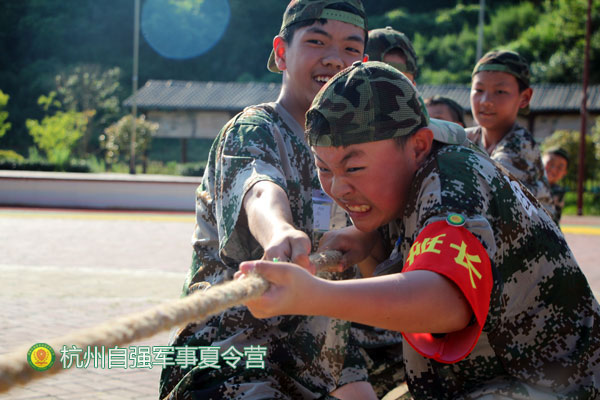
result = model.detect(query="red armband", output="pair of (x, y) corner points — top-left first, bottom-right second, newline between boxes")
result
(401, 214), (492, 364)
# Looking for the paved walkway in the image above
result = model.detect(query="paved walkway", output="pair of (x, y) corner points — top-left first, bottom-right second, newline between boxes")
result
(0, 208), (598, 399)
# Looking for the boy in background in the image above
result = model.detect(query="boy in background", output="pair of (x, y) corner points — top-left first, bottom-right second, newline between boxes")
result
(543, 147), (570, 223)
(466, 50), (555, 218)
(366, 26), (418, 85)
(159, 1), (377, 399)
(425, 95), (465, 127)
(239, 61), (600, 399)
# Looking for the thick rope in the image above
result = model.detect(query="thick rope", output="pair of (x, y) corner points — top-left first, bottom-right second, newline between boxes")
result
(0, 250), (342, 393)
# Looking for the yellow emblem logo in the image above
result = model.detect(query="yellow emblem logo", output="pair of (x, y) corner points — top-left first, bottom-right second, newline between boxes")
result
(446, 213), (466, 227)
(27, 343), (55, 371)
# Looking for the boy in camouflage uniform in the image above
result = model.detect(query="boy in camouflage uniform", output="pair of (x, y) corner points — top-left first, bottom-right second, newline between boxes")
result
(158, 1), (378, 399)
(543, 147), (570, 223)
(466, 50), (555, 219)
(366, 26), (418, 85)
(425, 95), (466, 127)
(239, 61), (600, 399)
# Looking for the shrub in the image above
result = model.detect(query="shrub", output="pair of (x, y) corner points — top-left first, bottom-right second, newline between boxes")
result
(0, 160), (90, 173)
(179, 162), (205, 177)
(26, 109), (90, 166)
(99, 114), (158, 170)
(0, 149), (24, 162)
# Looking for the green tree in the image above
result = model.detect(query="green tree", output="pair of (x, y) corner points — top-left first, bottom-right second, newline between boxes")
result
(26, 109), (90, 166)
(99, 114), (158, 172)
(592, 119), (600, 174)
(510, 0), (600, 83)
(0, 89), (11, 139)
(54, 64), (122, 155)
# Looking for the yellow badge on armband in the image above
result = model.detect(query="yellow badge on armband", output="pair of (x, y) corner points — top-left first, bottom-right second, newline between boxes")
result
(446, 213), (466, 227)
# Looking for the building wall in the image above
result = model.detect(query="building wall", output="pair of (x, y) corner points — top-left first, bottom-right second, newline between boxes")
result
(149, 109), (598, 142)
(531, 114), (597, 139)
(463, 113), (598, 140)
(148, 110), (234, 139)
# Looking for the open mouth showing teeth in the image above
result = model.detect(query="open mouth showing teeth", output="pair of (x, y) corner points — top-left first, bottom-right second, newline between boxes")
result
(347, 205), (371, 212)
(314, 76), (331, 83)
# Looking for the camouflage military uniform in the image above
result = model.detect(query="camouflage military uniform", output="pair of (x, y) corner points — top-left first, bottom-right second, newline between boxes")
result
(550, 183), (567, 223)
(382, 143), (600, 399)
(159, 103), (367, 400)
(467, 124), (555, 218)
(307, 61), (600, 400)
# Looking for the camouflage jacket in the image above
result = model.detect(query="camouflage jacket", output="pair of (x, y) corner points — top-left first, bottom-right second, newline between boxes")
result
(466, 123), (556, 219)
(159, 103), (367, 400)
(377, 143), (600, 399)
(550, 183), (567, 224)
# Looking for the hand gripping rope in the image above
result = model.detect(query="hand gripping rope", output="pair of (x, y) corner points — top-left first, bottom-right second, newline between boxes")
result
(0, 250), (342, 393)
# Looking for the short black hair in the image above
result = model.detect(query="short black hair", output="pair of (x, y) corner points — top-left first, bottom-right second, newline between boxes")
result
(424, 95), (466, 127)
(393, 131), (416, 148)
(516, 77), (528, 93)
(280, 3), (368, 47)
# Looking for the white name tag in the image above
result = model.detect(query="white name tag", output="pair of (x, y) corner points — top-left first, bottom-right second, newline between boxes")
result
(312, 189), (332, 232)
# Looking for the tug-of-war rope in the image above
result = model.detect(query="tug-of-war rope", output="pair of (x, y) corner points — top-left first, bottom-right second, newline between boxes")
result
(0, 251), (342, 393)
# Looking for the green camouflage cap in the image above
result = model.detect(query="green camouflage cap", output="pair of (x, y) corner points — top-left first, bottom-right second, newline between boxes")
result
(545, 146), (570, 165)
(306, 61), (467, 147)
(366, 26), (418, 77)
(473, 50), (532, 115)
(267, 0), (367, 73)
(473, 50), (530, 88)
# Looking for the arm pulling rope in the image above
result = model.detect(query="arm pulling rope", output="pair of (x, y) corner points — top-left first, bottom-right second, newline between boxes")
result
(0, 250), (342, 393)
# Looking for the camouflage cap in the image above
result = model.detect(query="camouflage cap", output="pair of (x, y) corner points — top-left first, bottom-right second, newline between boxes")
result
(306, 61), (467, 147)
(267, 0), (367, 73)
(366, 26), (418, 77)
(545, 146), (570, 165)
(473, 50), (530, 88)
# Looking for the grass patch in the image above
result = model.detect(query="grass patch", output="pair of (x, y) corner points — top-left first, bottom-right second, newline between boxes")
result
(563, 191), (600, 216)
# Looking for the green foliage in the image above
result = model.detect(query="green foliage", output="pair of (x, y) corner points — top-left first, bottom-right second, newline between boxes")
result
(510, 0), (600, 83)
(415, 25), (477, 83)
(0, 89), (11, 138)
(563, 191), (600, 216)
(179, 162), (205, 176)
(99, 114), (158, 167)
(0, 149), (24, 162)
(37, 91), (62, 112)
(67, 154), (105, 173)
(0, 0), (598, 158)
(541, 129), (599, 186)
(26, 109), (89, 166)
(484, 2), (539, 47)
(592, 118), (600, 163)
(0, 159), (91, 173)
(54, 64), (122, 155)
(27, 146), (46, 162)
(147, 160), (179, 175)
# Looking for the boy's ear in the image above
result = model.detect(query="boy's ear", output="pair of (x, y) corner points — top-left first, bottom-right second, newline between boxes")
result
(519, 87), (533, 109)
(273, 36), (287, 71)
(412, 127), (434, 165)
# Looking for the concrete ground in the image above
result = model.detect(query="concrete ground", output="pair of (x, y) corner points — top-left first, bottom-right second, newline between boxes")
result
(0, 208), (598, 399)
